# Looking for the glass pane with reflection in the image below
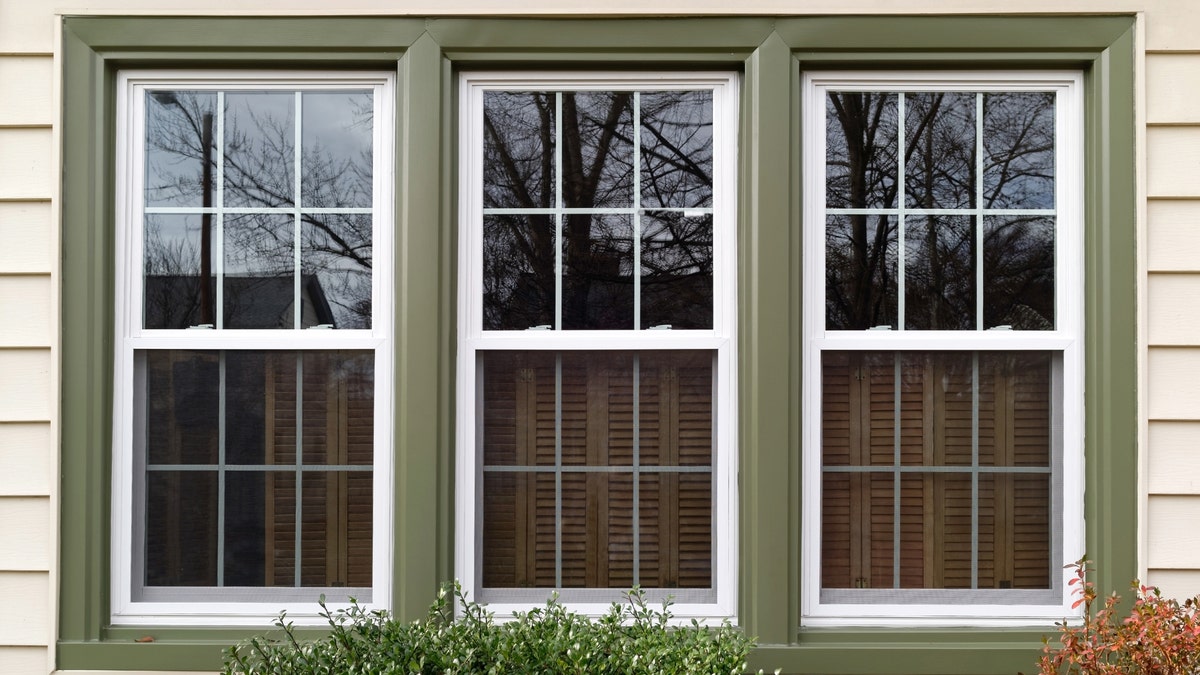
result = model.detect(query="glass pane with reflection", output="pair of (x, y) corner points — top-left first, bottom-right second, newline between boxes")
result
(145, 90), (217, 208)
(301, 214), (372, 329)
(641, 212), (712, 330)
(483, 92), (556, 210)
(640, 90), (713, 209)
(826, 214), (898, 330)
(483, 214), (556, 330)
(563, 214), (634, 330)
(905, 92), (976, 210)
(223, 213), (295, 329)
(224, 91), (295, 208)
(983, 216), (1055, 330)
(826, 92), (898, 209)
(144, 214), (215, 329)
(904, 215), (976, 331)
(301, 91), (373, 209)
(983, 92), (1055, 210)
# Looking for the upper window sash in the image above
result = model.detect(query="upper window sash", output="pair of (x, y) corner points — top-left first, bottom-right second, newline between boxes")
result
(117, 72), (394, 344)
(458, 72), (739, 347)
(802, 71), (1084, 349)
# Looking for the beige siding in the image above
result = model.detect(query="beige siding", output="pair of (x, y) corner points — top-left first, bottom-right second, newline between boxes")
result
(0, 573), (50, 647)
(0, 276), (51, 348)
(1147, 349), (1200, 420)
(1147, 200), (1200, 272)
(0, 423), (52, 496)
(0, 498), (50, 570)
(1146, 569), (1200, 600)
(1148, 422), (1200, 494)
(0, 129), (53, 200)
(1147, 54), (1200, 125)
(1147, 127), (1200, 198)
(0, 350), (51, 422)
(1147, 496), (1200, 569)
(0, 648), (49, 675)
(0, 58), (53, 126)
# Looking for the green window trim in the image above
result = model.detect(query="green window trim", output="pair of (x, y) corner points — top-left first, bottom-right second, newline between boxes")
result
(59, 14), (1136, 674)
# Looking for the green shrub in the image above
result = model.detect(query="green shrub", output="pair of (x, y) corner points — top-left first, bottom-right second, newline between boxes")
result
(1030, 559), (1200, 675)
(223, 584), (769, 675)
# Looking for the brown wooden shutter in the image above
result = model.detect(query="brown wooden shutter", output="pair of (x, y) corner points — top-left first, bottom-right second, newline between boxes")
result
(265, 351), (373, 588)
(821, 351), (1051, 591)
(482, 351), (713, 590)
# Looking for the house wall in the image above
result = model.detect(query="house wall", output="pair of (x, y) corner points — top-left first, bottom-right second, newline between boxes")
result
(0, 0), (1196, 672)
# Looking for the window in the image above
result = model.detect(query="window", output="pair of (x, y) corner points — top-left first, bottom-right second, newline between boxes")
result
(456, 72), (738, 618)
(801, 72), (1084, 623)
(111, 72), (394, 624)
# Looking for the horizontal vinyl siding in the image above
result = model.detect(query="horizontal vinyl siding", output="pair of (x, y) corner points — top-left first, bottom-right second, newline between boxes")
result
(1146, 30), (1200, 600)
(1147, 127), (1200, 198)
(0, 497), (50, 570)
(0, 276), (51, 347)
(0, 129), (53, 200)
(0, 423), (52, 497)
(1146, 569), (1200, 600)
(1147, 200), (1200, 272)
(0, 57), (52, 126)
(0, 573), (51, 647)
(0, 648), (49, 675)
(1147, 496), (1200, 569)
(0, 350), (51, 422)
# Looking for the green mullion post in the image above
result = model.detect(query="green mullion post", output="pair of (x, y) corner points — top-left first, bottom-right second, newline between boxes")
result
(1083, 23), (1138, 604)
(59, 23), (115, 645)
(395, 32), (446, 622)
(739, 31), (795, 646)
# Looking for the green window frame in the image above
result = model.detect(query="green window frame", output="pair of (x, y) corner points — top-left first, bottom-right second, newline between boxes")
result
(60, 14), (1135, 673)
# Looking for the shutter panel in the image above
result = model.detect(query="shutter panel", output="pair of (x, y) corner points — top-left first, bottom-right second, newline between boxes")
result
(265, 351), (373, 588)
(822, 351), (1051, 591)
(482, 351), (712, 590)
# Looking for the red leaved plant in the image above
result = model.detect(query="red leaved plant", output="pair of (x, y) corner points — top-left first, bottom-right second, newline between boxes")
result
(1032, 559), (1200, 675)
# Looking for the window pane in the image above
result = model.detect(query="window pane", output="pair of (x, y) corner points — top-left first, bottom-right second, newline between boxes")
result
(301, 91), (373, 209)
(905, 92), (976, 210)
(223, 213), (295, 329)
(641, 212), (713, 329)
(139, 349), (373, 590)
(483, 214), (556, 330)
(640, 90), (713, 209)
(904, 215), (975, 331)
(820, 350), (1054, 591)
(146, 470), (218, 586)
(563, 214), (634, 330)
(561, 92), (634, 209)
(301, 214), (373, 329)
(983, 92), (1055, 210)
(826, 214), (898, 330)
(145, 90), (217, 208)
(223, 91), (295, 208)
(144, 214), (215, 329)
(983, 216), (1055, 330)
(483, 92), (556, 210)
(826, 92), (898, 209)
(480, 350), (714, 590)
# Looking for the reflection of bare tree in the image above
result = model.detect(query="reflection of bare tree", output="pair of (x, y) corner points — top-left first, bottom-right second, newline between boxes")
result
(482, 90), (714, 330)
(144, 90), (373, 329)
(826, 91), (1056, 331)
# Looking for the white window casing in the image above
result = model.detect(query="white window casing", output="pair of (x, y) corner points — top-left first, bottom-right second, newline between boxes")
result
(111, 71), (395, 625)
(800, 71), (1084, 626)
(456, 71), (739, 621)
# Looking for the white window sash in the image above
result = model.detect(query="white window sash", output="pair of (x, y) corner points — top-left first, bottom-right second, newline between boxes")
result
(455, 71), (739, 621)
(800, 71), (1085, 625)
(111, 70), (395, 626)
